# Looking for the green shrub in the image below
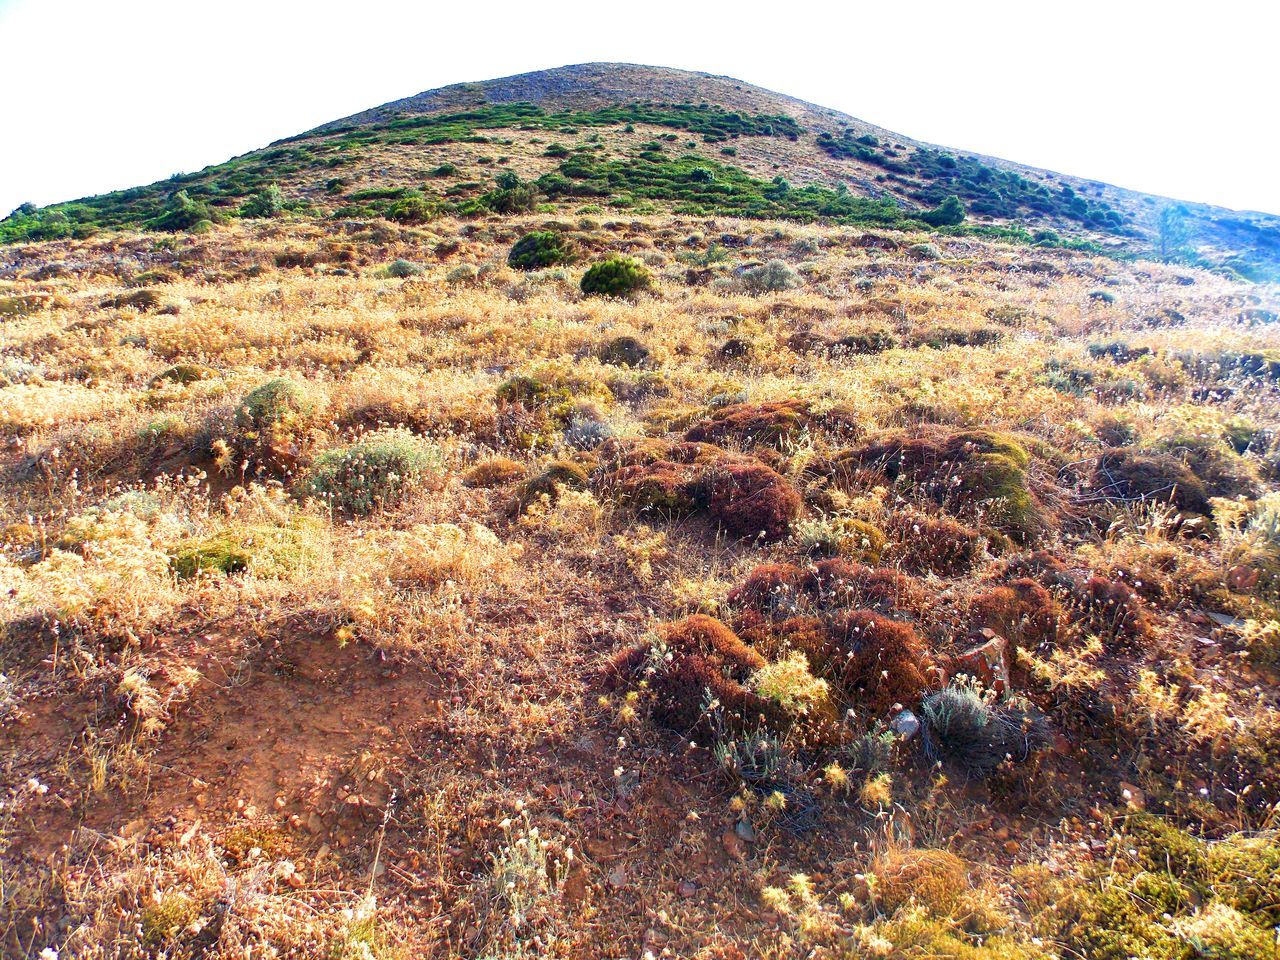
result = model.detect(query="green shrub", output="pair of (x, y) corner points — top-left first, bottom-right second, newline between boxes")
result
(386, 192), (435, 223)
(236, 379), (316, 440)
(171, 519), (325, 580)
(919, 194), (966, 227)
(740, 258), (802, 294)
(385, 259), (423, 278)
(508, 230), (576, 270)
(580, 255), (653, 298)
(239, 184), (285, 218)
(303, 431), (442, 515)
(151, 190), (214, 232)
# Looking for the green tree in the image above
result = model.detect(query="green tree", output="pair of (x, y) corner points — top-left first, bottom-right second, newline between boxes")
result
(919, 195), (966, 227)
(1156, 204), (1192, 261)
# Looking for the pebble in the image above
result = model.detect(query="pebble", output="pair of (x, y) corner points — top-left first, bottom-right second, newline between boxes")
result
(891, 709), (920, 739)
(677, 880), (697, 898)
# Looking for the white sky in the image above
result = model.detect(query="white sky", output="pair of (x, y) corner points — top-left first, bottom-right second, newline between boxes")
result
(2, 0), (1277, 217)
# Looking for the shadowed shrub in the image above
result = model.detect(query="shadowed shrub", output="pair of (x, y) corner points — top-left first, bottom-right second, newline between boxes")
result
(598, 439), (800, 540)
(1090, 448), (1212, 515)
(830, 429), (1044, 542)
(1078, 576), (1150, 646)
(727, 563), (808, 616)
(597, 335), (651, 367)
(462, 458), (526, 488)
(920, 683), (1051, 778)
(508, 230), (576, 270)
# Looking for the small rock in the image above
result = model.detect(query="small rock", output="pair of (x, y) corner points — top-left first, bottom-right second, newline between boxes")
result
(677, 880), (697, 898)
(951, 631), (1010, 695)
(607, 864), (627, 889)
(734, 819), (756, 843)
(891, 709), (920, 740)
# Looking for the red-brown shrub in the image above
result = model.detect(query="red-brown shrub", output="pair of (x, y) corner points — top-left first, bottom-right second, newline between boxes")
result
(884, 512), (986, 576)
(992, 550), (1078, 591)
(968, 578), (1064, 652)
(684, 399), (813, 450)
(603, 615), (777, 733)
(698, 461), (802, 542)
(726, 563), (808, 615)
(788, 610), (936, 715)
(601, 461), (700, 514)
(1078, 576), (1151, 646)
(805, 559), (923, 613)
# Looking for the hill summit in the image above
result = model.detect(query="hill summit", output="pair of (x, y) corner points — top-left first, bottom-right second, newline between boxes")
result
(4, 62), (1279, 278)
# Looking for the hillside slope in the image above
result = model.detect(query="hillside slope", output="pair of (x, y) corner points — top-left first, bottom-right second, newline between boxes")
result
(5, 62), (1279, 279)
(3, 62), (1280, 960)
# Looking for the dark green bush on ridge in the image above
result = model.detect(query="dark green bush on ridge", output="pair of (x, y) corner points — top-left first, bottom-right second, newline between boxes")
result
(919, 194), (966, 227)
(508, 230), (576, 270)
(581, 256), (653, 298)
(239, 184), (285, 218)
(152, 190), (215, 232)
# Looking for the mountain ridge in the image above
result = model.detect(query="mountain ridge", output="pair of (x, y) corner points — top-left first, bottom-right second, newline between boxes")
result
(5, 62), (1280, 279)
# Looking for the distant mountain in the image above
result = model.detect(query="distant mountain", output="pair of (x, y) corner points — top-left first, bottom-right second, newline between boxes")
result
(5, 62), (1278, 279)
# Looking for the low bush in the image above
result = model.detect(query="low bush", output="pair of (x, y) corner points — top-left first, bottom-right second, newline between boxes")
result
(385, 259), (423, 278)
(150, 363), (217, 387)
(233, 378), (324, 460)
(580, 255), (652, 298)
(508, 230), (576, 270)
(1078, 576), (1150, 646)
(606, 614), (779, 734)
(597, 335), (651, 367)
(462, 457), (526, 488)
(513, 459), (591, 512)
(968, 579), (1064, 652)
(1090, 448), (1212, 515)
(788, 609), (937, 715)
(239, 184), (285, 218)
(740, 258), (802, 294)
(920, 682), (1051, 778)
(699, 460), (802, 541)
(884, 512), (985, 576)
(830, 429), (1043, 542)
(302, 431), (441, 515)
(684, 399), (813, 450)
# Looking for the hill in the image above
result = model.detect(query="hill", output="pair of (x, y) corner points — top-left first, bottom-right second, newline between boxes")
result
(4, 62), (1280, 280)
(3, 63), (1280, 960)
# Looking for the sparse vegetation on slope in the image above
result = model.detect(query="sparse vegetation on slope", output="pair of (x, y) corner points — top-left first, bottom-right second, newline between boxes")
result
(2, 62), (1280, 960)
